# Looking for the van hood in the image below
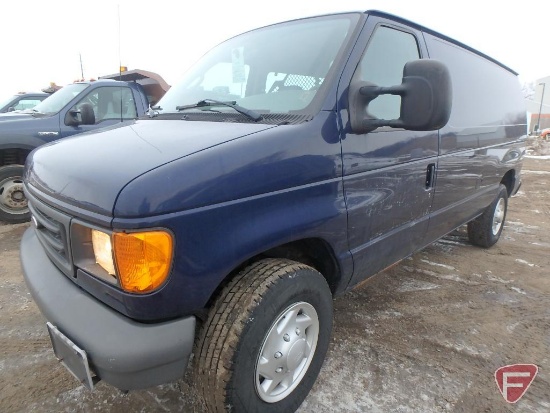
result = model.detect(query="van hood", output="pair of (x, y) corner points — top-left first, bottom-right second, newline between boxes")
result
(25, 119), (277, 218)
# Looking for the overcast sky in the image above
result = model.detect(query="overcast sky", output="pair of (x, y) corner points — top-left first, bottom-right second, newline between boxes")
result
(1, 0), (549, 99)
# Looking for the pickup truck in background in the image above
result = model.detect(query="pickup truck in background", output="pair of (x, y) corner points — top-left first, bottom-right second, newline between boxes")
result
(0, 69), (169, 223)
(0, 92), (50, 113)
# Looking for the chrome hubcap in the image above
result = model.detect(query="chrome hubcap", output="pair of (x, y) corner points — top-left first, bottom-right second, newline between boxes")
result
(255, 302), (319, 403)
(492, 198), (505, 235)
(0, 176), (27, 214)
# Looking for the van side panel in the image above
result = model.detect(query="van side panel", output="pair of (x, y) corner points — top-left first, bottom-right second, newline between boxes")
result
(423, 33), (526, 240)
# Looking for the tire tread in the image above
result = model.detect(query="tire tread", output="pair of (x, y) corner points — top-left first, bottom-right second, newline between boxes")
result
(467, 184), (508, 248)
(195, 259), (312, 412)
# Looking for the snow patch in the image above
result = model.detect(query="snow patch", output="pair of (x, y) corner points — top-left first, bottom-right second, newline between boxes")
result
(507, 322), (521, 333)
(521, 169), (550, 175)
(397, 278), (440, 292)
(515, 258), (537, 267)
(524, 155), (550, 160)
(434, 274), (480, 285)
(420, 259), (456, 271)
(408, 267), (480, 285)
(379, 310), (403, 318)
(472, 273), (513, 284)
(510, 286), (527, 295)
(438, 340), (492, 358)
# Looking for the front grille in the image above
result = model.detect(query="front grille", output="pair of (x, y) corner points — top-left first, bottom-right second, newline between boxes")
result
(27, 190), (74, 277)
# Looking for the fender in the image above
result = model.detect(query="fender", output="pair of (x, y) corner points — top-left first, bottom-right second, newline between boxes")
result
(111, 177), (353, 319)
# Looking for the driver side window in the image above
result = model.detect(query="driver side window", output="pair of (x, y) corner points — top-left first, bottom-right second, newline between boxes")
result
(355, 26), (420, 120)
(72, 87), (137, 124)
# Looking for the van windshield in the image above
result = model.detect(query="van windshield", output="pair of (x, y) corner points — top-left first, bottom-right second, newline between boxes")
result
(157, 14), (359, 117)
(33, 83), (89, 115)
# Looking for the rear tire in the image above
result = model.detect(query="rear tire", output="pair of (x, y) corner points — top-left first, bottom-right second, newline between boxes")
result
(0, 165), (30, 224)
(467, 184), (508, 248)
(195, 258), (333, 413)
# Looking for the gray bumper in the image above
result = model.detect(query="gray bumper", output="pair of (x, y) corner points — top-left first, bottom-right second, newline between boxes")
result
(20, 227), (196, 390)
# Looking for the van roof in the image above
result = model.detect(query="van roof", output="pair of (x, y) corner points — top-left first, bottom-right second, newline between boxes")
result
(366, 10), (518, 75)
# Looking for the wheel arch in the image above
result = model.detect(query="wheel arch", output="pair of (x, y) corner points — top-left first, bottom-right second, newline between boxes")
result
(500, 169), (516, 197)
(202, 237), (343, 312)
(0, 147), (32, 168)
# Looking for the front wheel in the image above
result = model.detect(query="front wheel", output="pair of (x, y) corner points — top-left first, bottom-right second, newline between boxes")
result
(195, 259), (333, 412)
(0, 165), (30, 224)
(467, 184), (508, 248)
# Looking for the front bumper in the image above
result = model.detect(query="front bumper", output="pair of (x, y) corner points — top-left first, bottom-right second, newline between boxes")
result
(20, 227), (196, 390)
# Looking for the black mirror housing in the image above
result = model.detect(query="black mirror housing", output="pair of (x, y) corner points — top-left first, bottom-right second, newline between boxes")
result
(65, 103), (96, 127)
(400, 60), (452, 130)
(65, 110), (79, 127)
(349, 59), (452, 134)
(79, 103), (96, 125)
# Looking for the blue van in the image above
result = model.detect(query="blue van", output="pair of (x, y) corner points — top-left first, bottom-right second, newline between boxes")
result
(21, 11), (525, 412)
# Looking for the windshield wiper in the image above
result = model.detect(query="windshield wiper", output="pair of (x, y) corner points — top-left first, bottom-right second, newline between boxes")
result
(176, 99), (263, 122)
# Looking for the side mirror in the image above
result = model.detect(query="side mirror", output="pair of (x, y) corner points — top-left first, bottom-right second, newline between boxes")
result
(349, 59), (452, 134)
(79, 103), (96, 125)
(65, 103), (96, 127)
(7, 107), (15, 112)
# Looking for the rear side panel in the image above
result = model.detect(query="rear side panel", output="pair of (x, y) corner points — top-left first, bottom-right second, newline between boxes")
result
(423, 33), (526, 241)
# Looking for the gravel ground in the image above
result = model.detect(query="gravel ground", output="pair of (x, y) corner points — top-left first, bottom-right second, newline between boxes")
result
(0, 154), (549, 413)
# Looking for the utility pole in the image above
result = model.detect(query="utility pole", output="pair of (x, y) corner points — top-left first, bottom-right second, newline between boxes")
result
(79, 53), (84, 80)
(536, 82), (546, 134)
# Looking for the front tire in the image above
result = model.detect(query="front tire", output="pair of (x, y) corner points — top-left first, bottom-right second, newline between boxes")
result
(0, 165), (30, 224)
(467, 184), (508, 248)
(195, 259), (333, 412)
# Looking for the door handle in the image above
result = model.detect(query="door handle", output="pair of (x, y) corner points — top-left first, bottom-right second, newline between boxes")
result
(425, 163), (436, 189)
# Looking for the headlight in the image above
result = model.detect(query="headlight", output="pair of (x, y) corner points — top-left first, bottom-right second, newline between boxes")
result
(73, 224), (174, 294)
(91, 230), (116, 275)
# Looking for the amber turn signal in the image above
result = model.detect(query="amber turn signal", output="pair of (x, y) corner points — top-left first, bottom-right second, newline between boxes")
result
(113, 230), (173, 293)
